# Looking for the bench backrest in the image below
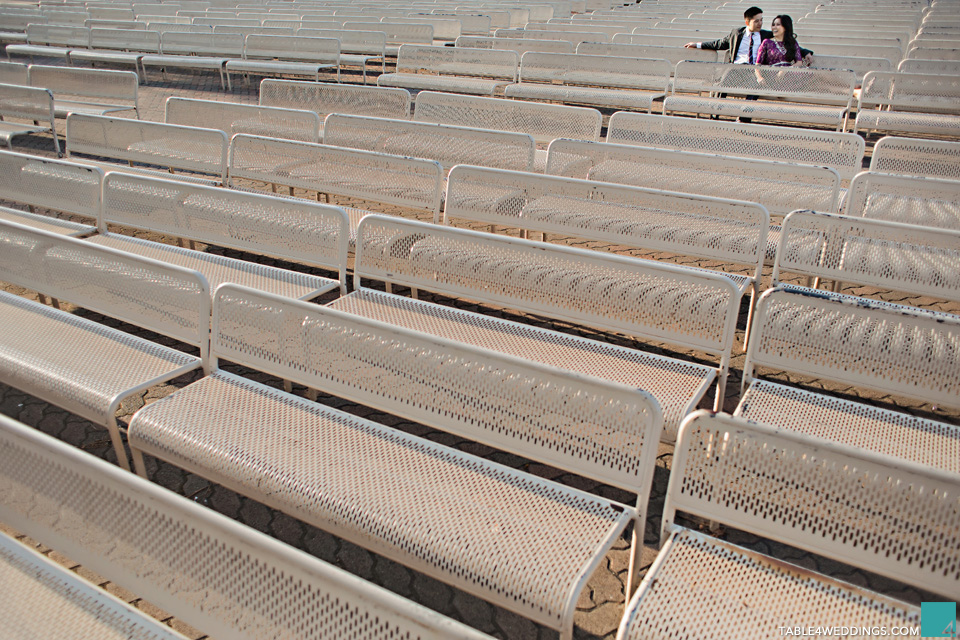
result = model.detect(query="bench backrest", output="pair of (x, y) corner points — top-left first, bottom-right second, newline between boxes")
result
(354, 215), (741, 359)
(0, 218), (209, 350)
(802, 41), (904, 64)
(0, 62), (27, 86)
(445, 164), (767, 283)
(259, 78), (411, 119)
(414, 91), (601, 144)
(323, 113), (536, 173)
(158, 30), (244, 55)
(775, 209), (960, 303)
(343, 21), (432, 45)
(213, 284), (662, 493)
(194, 16), (260, 26)
(148, 22), (212, 33)
(422, 11), (491, 35)
(88, 27), (161, 52)
(526, 21), (624, 36)
(0, 12), (45, 30)
(859, 70), (960, 113)
(673, 60), (856, 107)
(84, 18), (146, 30)
(296, 27), (386, 54)
(844, 171), (960, 230)
(575, 41), (717, 64)
(455, 35), (574, 54)
(808, 54), (893, 82)
(907, 47), (960, 61)
(497, 27), (609, 44)
(243, 34), (338, 61)
(546, 139), (842, 217)
(66, 114), (228, 182)
(744, 285), (960, 410)
(27, 65), (138, 105)
(25, 23), (90, 46)
(228, 134), (444, 216)
(165, 96), (320, 142)
(101, 171), (348, 282)
(0, 83), (55, 123)
(667, 411), (960, 598)
(0, 150), (102, 220)
(869, 136), (960, 181)
(0, 415), (493, 640)
(518, 51), (671, 91)
(395, 43), (518, 79)
(898, 59), (960, 75)
(388, 16), (461, 40)
(613, 33), (703, 47)
(606, 111), (864, 181)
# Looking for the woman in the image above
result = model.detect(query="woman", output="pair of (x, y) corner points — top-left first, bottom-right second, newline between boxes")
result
(755, 15), (805, 67)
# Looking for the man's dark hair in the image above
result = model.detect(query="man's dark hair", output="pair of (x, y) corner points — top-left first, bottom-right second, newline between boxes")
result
(744, 6), (763, 19)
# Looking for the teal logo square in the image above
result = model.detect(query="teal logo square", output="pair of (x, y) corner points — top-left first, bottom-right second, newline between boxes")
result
(922, 602), (958, 637)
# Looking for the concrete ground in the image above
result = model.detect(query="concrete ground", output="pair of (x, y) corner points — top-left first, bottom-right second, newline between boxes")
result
(0, 59), (955, 639)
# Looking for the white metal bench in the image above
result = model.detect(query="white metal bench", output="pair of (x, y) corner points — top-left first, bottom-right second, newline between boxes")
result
(329, 215), (741, 437)
(377, 44), (518, 97)
(388, 16), (462, 41)
(165, 96), (320, 142)
(295, 27), (385, 82)
(413, 91), (600, 171)
(575, 41), (718, 65)
(323, 112), (537, 173)
(259, 78), (412, 123)
(225, 34), (340, 90)
(855, 71), (960, 138)
(0, 150), (100, 236)
(140, 31), (244, 88)
(66, 113), (228, 185)
(87, 171), (347, 300)
(898, 58), (960, 75)
(496, 27), (609, 46)
(0, 83), (60, 155)
(736, 285), (960, 475)
(68, 27), (161, 80)
(0, 219), (209, 469)
(665, 61), (857, 131)
(126, 282), (658, 640)
(455, 34), (574, 54)
(869, 135), (960, 181)
(28, 64), (140, 118)
(606, 111), (865, 182)
(0, 414), (494, 640)
(5, 24), (89, 62)
(546, 138), (842, 263)
(228, 134), (443, 239)
(843, 171), (960, 229)
(342, 21), (432, 56)
(618, 411), (956, 639)
(505, 51), (672, 112)
(0, 61), (27, 85)
(808, 53), (893, 83)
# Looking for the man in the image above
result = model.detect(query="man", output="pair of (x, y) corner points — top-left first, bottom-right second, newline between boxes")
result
(684, 7), (812, 65)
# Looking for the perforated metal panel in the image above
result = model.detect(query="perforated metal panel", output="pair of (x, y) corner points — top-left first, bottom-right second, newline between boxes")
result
(323, 113), (536, 172)
(775, 209), (960, 301)
(414, 91), (601, 145)
(660, 412), (960, 598)
(869, 136), (960, 180)
(0, 415), (496, 640)
(228, 134), (444, 216)
(672, 60), (856, 104)
(898, 59), (960, 75)
(575, 41), (717, 64)
(619, 529), (921, 640)
(259, 79), (411, 120)
(130, 367), (633, 632)
(242, 33), (339, 62)
(0, 205), (94, 236)
(744, 286), (960, 411)
(353, 215), (741, 359)
(497, 27), (608, 45)
(66, 114), (228, 181)
(606, 112), (864, 181)
(166, 97), (320, 142)
(156, 30), (243, 55)
(456, 35), (574, 54)
(86, 27), (161, 52)
(808, 54), (892, 82)
(343, 21), (433, 46)
(26, 23), (91, 47)
(394, 43), (518, 78)
(859, 70), (960, 112)
(546, 139), (842, 218)
(844, 171), (960, 229)
(518, 51), (670, 91)
(445, 164), (766, 285)
(0, 84), (58, 152)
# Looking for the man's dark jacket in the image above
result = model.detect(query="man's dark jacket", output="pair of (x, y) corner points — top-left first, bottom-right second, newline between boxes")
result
(700, 26), (812, 63)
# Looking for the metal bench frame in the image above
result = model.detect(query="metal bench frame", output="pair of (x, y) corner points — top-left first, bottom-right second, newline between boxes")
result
(855, 70), (960, 138)
(28, 64), (140, 119)
(378, 44), (519, 97)
(843, 170), (960, 229)
(165, 95), (321, 142)
(0, 83), (60, 155)
(258, 77), (412, 122)
(225, 34), (340, 90)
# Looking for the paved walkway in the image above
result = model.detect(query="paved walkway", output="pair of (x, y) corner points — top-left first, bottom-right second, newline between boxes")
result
(0, 60), (953, 639)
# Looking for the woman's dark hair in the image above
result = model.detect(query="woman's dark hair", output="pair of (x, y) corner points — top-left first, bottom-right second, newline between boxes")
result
(775, 14), (799, 61)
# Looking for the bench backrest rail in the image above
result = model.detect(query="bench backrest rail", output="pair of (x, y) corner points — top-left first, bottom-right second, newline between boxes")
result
(518, 51), (671, 91)
(843, 171), (960, 230)
(259, 78), (412, 120)
(158, 30), (244, 55)
(242, 34), (339, 62)
(165, 96), (321, 143)
(0, 414), (494, 640)
(869, 136), (960, 181)
(859, 70), (960, 113)
(395, 43), (519, 80)
(0, 150), (102, 220)
(27, 65), (139, 109)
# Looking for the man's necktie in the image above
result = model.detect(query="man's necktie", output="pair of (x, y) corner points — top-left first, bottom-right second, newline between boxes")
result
(748, 33), (754, 63)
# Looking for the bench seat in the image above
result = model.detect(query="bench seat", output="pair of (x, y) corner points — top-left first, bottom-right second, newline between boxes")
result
(0, 205), (94, 236)
(736, 379), (960, 474)
(71, 161), (222, 186)
(328, 288), (716, 436)
(129, 368), (634, 633)
(663, 95), (848, 129)
(506, 84), (664, 111)
(51, 99), (137, 118)
(378, 72), (513, 96)
(86, 233), (339, 301)
(224, 59), (338, 85)
(67, 48), (145, 69)
(855, 109), (960, 138)
(5, 44), (72, 60)
(622, 527), (919, 640)
(0, 535), (190, 640)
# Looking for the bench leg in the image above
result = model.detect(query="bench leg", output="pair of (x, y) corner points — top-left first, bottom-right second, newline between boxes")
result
(741, 284), (758, 353)
(107, 415), (132, 472)
(626, 515), (643, 595)
(283, 380), (293, 393)
(306, 388), (318, 402)
(131, 446), (148, 477)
